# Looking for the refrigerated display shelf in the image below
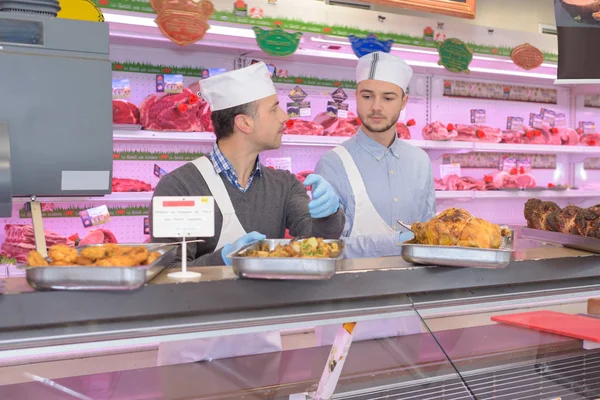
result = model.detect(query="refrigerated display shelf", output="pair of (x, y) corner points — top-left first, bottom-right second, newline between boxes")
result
(113, 131), (600, 156)
(13, 190), (600, 204)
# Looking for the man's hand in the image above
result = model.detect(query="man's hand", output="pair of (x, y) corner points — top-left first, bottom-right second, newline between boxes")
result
(303, 174), (340, 219)
(221, 231), (266, 266)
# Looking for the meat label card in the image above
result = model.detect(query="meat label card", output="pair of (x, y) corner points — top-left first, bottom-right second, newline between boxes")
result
(112, 79), (131, 99)
(79, 205), (111, 228)
(265, 157), (293, 172)
(440, 163), (461, 178)
(152, 196), (215, 238)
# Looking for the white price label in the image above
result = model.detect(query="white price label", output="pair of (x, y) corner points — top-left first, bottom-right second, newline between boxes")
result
(337, 109), (348, 118)
(152, 196), (215, 238)
(440, 163), (461, 178)
(300, 107), (312, 117)
(265, 157), (293, 172)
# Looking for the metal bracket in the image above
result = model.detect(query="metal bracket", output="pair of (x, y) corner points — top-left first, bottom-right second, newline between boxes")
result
(0, 122), (12, 217)
(28, 196), (48, 257)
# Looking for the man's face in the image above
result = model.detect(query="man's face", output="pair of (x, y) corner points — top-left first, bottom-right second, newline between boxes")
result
(356, 80), (408, 134)
(249, 94), (289, 150)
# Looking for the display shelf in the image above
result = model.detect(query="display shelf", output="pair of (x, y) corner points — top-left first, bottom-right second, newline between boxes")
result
(13, 190), (600, 204)
(12, 192), (153, 204)
(436, 190), (600, 200)
(113, 131), (600, 156)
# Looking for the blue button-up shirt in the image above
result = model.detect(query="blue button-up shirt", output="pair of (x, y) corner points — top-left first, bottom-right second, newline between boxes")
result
(315, 129), (436, 258)
(207, 143), (262, 192)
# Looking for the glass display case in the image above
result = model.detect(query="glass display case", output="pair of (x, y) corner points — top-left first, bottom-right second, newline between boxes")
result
(1, 231), (600, 399)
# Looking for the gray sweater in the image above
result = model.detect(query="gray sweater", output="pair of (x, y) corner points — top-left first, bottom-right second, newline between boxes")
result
(150, 162), (345, 266)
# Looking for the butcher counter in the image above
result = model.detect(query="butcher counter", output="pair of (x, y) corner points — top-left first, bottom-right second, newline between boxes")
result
(1, 232), (600, 399)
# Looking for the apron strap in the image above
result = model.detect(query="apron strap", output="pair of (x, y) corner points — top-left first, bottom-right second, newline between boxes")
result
(191, 156), (236, 215)
(333, 146), (368, 195)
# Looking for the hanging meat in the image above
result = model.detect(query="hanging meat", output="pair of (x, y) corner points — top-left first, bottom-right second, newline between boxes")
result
(410, 208), (511, 249)
(524, 199), (600, 237)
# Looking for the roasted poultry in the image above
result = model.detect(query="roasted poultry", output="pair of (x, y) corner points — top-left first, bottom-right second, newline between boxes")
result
(524, 199), (600, 237)
(411, 208), (510, 249)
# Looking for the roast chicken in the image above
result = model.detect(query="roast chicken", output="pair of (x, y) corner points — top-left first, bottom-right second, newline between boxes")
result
(524, 198), (600, 237)
(411, 208), (510, 249)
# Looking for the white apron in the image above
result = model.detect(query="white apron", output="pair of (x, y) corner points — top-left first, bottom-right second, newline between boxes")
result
(157, 156), (282, 366)
(315, 146), (422, 346)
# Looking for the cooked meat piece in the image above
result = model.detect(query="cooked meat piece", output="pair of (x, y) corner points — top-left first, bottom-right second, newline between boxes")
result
(524, 199), (600, 237)
(523, 199), (560, 230)
(411, 208), (507, 249)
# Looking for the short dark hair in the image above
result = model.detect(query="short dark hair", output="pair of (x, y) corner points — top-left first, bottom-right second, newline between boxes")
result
(211, 102), (257, 142)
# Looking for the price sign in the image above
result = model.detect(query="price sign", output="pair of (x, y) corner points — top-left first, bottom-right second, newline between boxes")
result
(152, 196), (215, 238)
(440, 163), (461, 178)
(265, 157), (293, 172)
(79, 205), (110, 228)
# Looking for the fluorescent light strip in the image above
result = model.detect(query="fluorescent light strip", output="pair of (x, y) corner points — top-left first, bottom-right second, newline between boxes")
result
(103, 12), (557, 79)
(310, 36), (558, 69)
(103, 12), (256, 38)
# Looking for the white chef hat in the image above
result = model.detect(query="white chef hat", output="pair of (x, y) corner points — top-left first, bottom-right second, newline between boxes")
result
(356, 51), (413, 93)
(200, 62), (277, 111)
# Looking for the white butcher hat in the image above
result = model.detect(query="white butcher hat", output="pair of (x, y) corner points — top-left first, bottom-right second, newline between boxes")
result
(200, 62), (277, 111)
(356, 51), (413, 93)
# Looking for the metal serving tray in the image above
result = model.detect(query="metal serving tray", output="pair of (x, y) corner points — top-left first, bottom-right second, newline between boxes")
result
(401, 232), (514, 269)
(21, 243), (177, 291)
(230, 239), (344, 280)
(520, 227), (600, 254)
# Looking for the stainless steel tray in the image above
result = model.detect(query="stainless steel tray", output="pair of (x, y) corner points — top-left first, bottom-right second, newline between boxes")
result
(230, 239), (344, 280)
(401, 233), (514, 269)
(21, 243), (177, 291)
(520, 227), (600, 254)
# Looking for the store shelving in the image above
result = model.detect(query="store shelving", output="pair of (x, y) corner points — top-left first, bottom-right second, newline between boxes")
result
(14, 189), (600, 205)
(113, 130), (600, 156)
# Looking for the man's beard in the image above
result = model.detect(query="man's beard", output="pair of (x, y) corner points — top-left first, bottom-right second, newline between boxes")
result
(358, 112), (401, 133)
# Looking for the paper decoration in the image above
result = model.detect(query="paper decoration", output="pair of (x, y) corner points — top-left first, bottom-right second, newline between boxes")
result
(150, 0), (214, 46)
(437, 38), (473, 74)
(511, 43), (544, 70)
(348, 34), (393, 58)
(253, 26), (302, 57)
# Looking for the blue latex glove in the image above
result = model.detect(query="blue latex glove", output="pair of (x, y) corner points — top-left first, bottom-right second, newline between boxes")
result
(303, 174), (340, 219)
(221, 231), (266, 266)
(398, 231), (415, 243)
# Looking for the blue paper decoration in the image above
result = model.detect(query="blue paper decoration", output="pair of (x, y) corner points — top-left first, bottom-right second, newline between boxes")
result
(348, 34), (393, 58)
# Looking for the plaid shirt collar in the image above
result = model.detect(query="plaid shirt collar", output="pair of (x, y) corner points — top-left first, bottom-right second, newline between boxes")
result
(207, 143), (262, 192)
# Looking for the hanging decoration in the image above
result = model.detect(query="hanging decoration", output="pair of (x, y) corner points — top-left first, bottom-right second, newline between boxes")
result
(348, 34), (393, 58)
(437, 38), (473, 74)
(510, 43), (544, 70)
(253, 26), (302, 57)
(150, 0), (214, 46)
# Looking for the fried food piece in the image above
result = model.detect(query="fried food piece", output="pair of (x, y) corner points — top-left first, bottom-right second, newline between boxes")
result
(145, 252), (161, 265)
(27, 250), (48, 267)
(49, 245), (78, 264)
(81, 246), (115, 261)
(95, 256), (138, 267)
(74, 256), (94, 266)
(123, 247), (149, 264)
(50, 261), (71, 266)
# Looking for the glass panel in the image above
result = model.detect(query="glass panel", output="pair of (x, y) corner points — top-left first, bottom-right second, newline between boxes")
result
(413, 289), (600, 400)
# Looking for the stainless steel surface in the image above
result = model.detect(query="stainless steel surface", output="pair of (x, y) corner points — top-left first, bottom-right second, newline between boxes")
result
(231, 239), (344, 280)
(401, 240), (514, 269)
(22, 244), (176, 291)
(521, 227), (600, 254)
(0, 122), (11, 217)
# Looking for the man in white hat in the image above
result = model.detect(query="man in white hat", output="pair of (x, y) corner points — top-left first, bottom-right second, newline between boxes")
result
(315, 51), (435, 259)
(150, 62), (344, 266)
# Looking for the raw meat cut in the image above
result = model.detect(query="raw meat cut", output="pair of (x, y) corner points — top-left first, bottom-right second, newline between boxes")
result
(112, 178), (153, 192)
(435, 175), (486, 191)
(484, 171), (536, 190)
(313, 112), (360, 136)
(580, 133), (600, 146)
(139, 88), (203, 132)
(198, 98), (214, 132)
(396, 122), (411, 140)
(113, 100), (140, 125)
(79, 228), (119, 245)
(455, 125), (502, 143)
(1, 224), (74, 263)
(561, 0), (600, 14)
(422, 122), (457, 141)
(284, 119), (324, 136)
(516, 174), (537, 188)
(556, 127), (580, 146)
